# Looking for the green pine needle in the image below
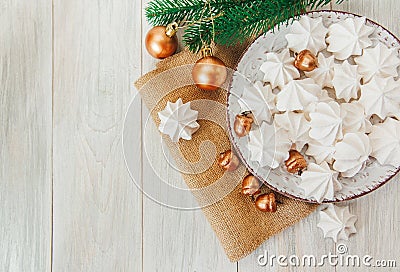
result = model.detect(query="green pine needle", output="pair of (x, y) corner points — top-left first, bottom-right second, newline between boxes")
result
(145, 0), (348, 53)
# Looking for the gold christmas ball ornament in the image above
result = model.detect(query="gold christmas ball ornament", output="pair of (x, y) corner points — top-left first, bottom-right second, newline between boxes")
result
(192, 47), (227, 91)
(217, 150), (240, 172)
(241, 174), (261, 196)
(255, 193), (277, 213)
(285, 149), (307, 175)
(294, 49), (318, 72)
(145, 22), (178, 59)
(234, 112), (254, 138)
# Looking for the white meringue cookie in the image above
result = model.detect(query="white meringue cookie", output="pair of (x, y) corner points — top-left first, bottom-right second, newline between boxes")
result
(260, 49), (300, 89)
(332, 61), (361, 102)
(306, 141), (335, 165)
(359, 77), (400, 119)
(238, 81), (276, 124)
(309, 101), (343, 146)
(326, 17), (374, 60)
(317, 204), (357, 242)
(333, 132), (372, 177)
(276, 78), (321, 111)
(158, 98), (200, 142)
(341, 102), (372, 134)
(274, 111), (311, 150)
(368, 117), (400, 167)
(355, 43), (400, 83)
(304, 89), (334, 121)
(305, 53), (335, 88)
(298, 162), (342, 203)
(285, 16), (328, 55)
(248, 122), (291, 169)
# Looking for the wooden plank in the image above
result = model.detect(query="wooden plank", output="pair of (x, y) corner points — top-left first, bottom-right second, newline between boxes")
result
(333, 0), (400, 271)
(141, 117), (238, 271)
(52, 0), (142, 270)
(0, 1), (52, 271)
(238, 2), (336, 271)
(140, 0), (238, 269)
(237, 212), (336, 272)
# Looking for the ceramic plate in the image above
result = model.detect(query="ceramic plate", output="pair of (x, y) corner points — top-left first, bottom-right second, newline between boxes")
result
(227, 10), (400, 203)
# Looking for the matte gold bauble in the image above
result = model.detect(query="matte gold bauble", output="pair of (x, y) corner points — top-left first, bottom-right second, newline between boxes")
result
(145, 23), (178, 59)
(192, 47), (227, 91)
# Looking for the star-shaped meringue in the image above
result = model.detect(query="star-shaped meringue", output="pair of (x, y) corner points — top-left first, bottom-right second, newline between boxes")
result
(327, 17), (374, 60)
(359, 77), (400, 119)
(274, 111), (310, 150)
(276, 78), (320, 111)
(369, 117), (400, 167)
(260, 49), (300, 89)
(305, 53), (335, 88)
(309, 101), (343, 146)
(158, 98), (200, 142)
(248, 122), (291, 169)
(332, 61), (362, 102)
(298, 162), (342, 203)
(317, 204), (357, 242)
(285, 16), (328, 55)
(238, 81), (276, 124)
(355, 43), (400, 83)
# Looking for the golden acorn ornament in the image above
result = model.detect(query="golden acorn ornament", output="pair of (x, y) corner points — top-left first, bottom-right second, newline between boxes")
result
(241, 174), (261, 196)
(217, 150), (240, 172)
(285, 149), (307, 175)
(145, 22), (178, 59)
(255, 193), (277, 212)
(234, 112), (254, 137)
(294, 49), (318, 72)
(192, 46), (227, 91)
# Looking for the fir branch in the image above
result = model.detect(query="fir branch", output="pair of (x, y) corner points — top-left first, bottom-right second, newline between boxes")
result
(145, 0), (237, 26)
(214, 0), (311, 46)
(145, 0), (348, 53)
(183, 21), (214, 52)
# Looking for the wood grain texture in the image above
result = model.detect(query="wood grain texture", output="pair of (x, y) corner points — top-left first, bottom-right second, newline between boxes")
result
(238, 1), (400, 271)
(238, 210), (336, 272)
(140, 2), (237, 269)
(0, 1), (52, 271)
(333, 0), (400, 271)
(52, 0), (142, 271)
(237, 3), (336, 272)
(140, 118), (238, 272)
(1, 0), (400, 271)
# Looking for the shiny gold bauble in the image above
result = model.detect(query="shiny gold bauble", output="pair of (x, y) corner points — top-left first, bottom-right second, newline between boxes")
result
(255, 193), (277, 213)
(285, 149), (307, 175)
(241, 174), (261, 196)
(294, 49), (318, 72)
(234, 112), (254, 138)
(145, 24), (178, 59)
(192, 48), (227, 91)
(217, 150), (240, 172)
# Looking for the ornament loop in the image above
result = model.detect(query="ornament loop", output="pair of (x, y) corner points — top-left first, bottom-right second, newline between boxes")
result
(165, 22), (178, 37)
(201, 46), (213, 58)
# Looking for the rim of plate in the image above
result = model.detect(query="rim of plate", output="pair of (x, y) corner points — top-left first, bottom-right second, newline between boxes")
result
(226, 10), (400, 203)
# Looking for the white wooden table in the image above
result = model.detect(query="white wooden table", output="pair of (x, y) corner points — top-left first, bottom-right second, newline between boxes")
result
(1, 0), (399, 271)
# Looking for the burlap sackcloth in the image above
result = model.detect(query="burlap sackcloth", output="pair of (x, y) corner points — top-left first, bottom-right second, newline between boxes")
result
(135, 44), (318, 262)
